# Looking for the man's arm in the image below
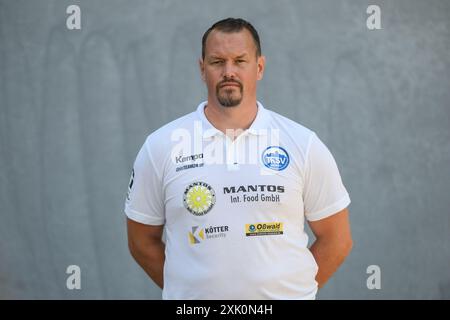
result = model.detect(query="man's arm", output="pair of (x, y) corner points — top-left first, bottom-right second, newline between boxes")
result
(127, 218), (165, 289)
(308, 208), (353, 289)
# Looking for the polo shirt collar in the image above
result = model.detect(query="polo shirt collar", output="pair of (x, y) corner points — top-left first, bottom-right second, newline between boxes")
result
(196, 100), (270, 139)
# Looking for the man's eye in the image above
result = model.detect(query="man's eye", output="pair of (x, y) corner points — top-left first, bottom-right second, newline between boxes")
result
(211, 61), (222, 65)
(236, 60), (245, 63)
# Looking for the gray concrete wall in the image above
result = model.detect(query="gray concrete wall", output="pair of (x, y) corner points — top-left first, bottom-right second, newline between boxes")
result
(0, 0), (449, 299)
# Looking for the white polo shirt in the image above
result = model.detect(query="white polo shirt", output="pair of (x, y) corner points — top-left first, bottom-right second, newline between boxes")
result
(125, 101), (351, 300)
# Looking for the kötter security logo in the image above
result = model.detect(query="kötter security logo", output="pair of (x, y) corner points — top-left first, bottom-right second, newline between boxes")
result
(189, 225), (229, 244)
(188, 226), (205, 244)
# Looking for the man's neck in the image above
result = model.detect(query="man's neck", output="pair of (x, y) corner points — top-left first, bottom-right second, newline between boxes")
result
(204, 99), (258, 139)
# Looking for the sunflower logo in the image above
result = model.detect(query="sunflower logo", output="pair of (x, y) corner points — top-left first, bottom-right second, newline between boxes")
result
(183, 182), (216, 216)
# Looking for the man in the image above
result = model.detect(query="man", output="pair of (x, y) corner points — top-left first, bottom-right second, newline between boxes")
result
(125, 18), (353, 299)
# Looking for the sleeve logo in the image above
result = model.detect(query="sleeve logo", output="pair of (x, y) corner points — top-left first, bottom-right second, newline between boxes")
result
(126, 168), (134, 201)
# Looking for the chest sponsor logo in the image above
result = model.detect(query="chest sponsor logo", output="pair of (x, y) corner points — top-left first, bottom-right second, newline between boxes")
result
(261, 146), (290, 171)
(224, 184), (284, 204)
(245, 222), (284, 236)
(183, 181), (216, 216)
(188, 225), (229, 244)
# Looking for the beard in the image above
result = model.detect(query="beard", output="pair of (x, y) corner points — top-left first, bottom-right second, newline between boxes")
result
(216, 81), (243, 107)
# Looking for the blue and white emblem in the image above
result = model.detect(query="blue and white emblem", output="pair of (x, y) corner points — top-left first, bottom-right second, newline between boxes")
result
(261, 146), (290, 171)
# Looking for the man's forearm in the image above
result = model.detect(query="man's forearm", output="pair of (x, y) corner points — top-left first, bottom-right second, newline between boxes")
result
(309, 237), (352, 289)
(130, 242), (165, 289)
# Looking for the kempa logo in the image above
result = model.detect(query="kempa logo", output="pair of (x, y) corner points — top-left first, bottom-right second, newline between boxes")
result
(183, 182), (216, 216)
(175, 153), (203, 164)
(189, 225), (229, 244)
(245, 222), (284, 236)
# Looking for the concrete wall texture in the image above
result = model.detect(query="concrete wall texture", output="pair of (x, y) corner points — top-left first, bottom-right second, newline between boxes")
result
(0, 0), (449, 299)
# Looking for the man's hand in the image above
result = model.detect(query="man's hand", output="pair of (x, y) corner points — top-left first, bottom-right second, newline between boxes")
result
(127, 218), (165, 289)
(308, 208), (353, 289)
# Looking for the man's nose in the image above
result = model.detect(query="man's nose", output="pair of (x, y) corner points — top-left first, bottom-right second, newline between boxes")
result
(222, 61), (237, 78)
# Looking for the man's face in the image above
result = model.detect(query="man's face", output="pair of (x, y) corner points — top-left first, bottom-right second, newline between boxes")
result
(200, 29), (265, 107)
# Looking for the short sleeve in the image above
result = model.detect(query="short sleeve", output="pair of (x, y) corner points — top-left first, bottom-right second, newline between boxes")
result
(124, 138), (165, 225)
(303, 133), (351, 221)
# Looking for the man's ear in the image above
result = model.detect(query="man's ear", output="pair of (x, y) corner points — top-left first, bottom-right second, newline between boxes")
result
(199, 58), (205, 82)
(256, 55), (266, 81)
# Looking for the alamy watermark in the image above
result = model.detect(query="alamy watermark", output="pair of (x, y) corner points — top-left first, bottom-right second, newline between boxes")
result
(66, 265), (81, 290)
(170, 121), (281, 174)
(366, 5), (382, 30)
(366, 264), (381, 290)
(66, 5), (81, 30)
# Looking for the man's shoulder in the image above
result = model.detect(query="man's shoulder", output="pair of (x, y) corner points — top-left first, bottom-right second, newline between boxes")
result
(265, 107), (315, 141)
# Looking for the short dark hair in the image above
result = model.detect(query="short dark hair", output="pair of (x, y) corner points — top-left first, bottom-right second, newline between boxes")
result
(201, 18), (261, 59)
